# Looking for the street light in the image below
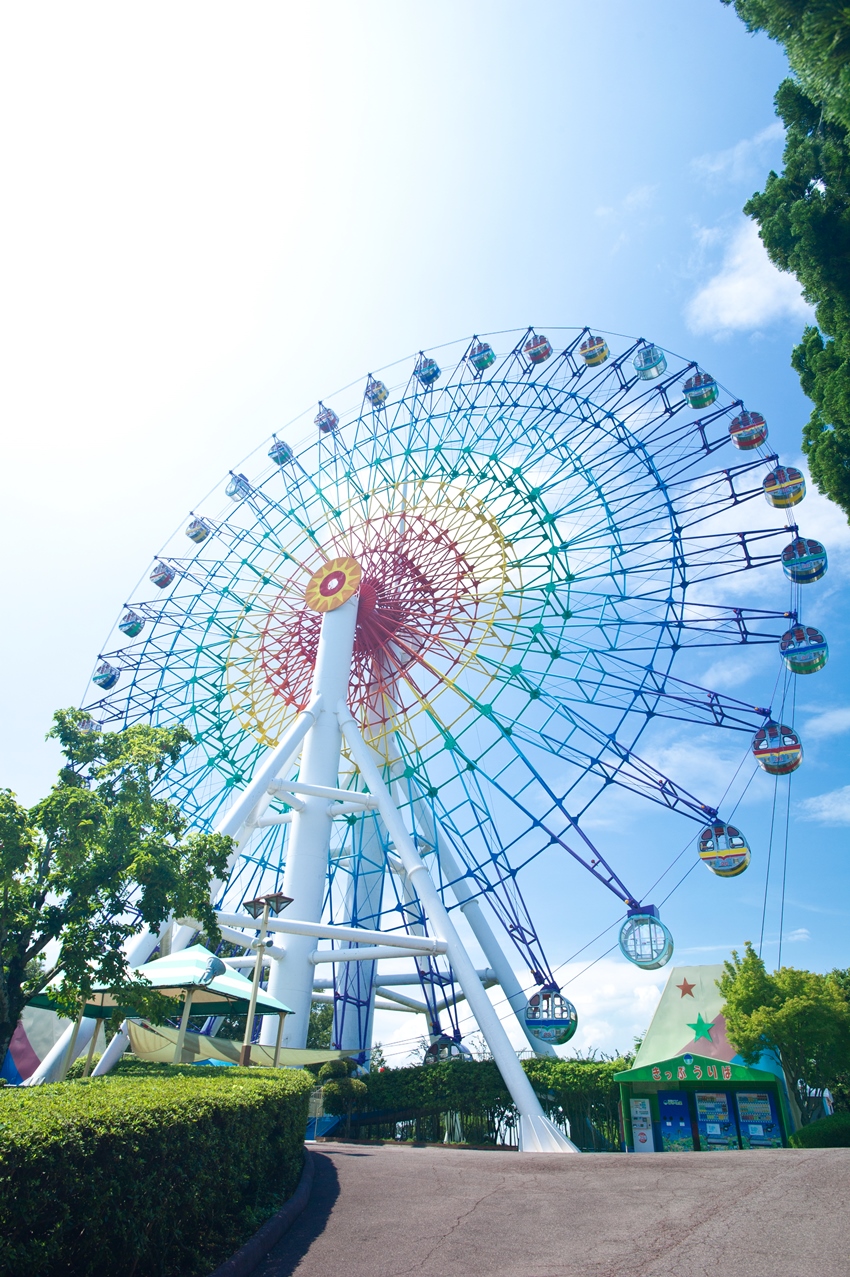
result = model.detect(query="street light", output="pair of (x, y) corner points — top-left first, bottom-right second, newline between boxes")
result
(239, 892), (293, 1067)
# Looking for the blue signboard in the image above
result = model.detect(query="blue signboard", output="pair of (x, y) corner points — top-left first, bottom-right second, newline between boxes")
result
(694, 1091), (739, 1150)
(736, 1091), (783, 1148)
(657, 1091), (693, 1151)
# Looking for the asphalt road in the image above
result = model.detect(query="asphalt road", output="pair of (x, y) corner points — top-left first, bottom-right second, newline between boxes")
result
(253, 1141), (848, 1277)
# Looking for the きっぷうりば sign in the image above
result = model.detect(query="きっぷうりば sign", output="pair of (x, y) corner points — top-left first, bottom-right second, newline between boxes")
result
(651, 1063), (732, 1082)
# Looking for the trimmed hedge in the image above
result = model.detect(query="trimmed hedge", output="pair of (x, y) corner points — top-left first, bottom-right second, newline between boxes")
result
(790, 1111), (850, 1148)
(0, 1066), (312, 1277)
(346, 1056), (627, 1150)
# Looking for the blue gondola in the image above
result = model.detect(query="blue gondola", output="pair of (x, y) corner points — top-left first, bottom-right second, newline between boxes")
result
(781, 537), (827, 584)
(469, 340), (496, 372)
(185, 517), (211, 544)
(524, 985), (578, 1045)
(780, 625), (828, 674)
(525, 333), (553, 365)
(618, 905), (674, 969)
(752, 721), (803, 775)
(268, 438), (295, 466)
(683, 372), (718, 408)
(414, 354), (441, 388)
(118, 609), (145, 638)
(226, 473), (251, 501)
(150, 561), (176, 589)
(92, 661), (120, 690)
(729, 410), (768, 451)
(698, 821), (750, 877)
(764, 465), (805, 508)
(633, 343), (666, 379)
(315, 404), (339, 433)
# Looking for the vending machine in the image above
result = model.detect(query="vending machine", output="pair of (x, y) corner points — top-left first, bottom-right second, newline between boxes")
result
(630, 1097), (655, 1152)
(694, 1092), (740, 1150)
(736, 1091), (783, 1148)
(657, 1091), (694, 1151)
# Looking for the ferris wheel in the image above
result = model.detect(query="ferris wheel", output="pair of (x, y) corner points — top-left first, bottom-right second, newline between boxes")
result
(85, 326), (827, 1150)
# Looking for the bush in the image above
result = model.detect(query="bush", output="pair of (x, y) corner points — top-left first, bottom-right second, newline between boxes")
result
(0, 1067), (312, 1276)
(790, 1112), (850, 1148)
(65, 1054), (101, 1080)
(317, 1058), (350, 1082)
(344, 1056), (628, 1149)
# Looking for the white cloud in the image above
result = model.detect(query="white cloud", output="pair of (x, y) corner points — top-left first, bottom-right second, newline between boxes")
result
(692, 123), (785, 185)
(797, 785), (850, 826)
(785, 927), (810, 944)
(700, 654), (761, 692)
(804, 708), (850, 740)
(623, 184), (657, 211)
(685, 220), (813, 337)
(595, 184), (657, 220)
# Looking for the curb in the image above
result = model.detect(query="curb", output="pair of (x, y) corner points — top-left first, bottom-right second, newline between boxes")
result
(209, 1148), (315, 1277)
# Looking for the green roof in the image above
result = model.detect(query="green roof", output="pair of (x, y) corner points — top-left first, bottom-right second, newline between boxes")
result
(615, 1052), (778, 1084)
(30, 944), (293, 1019)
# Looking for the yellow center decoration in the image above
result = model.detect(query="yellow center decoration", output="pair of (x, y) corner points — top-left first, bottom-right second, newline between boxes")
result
(304, 557), (362, 613)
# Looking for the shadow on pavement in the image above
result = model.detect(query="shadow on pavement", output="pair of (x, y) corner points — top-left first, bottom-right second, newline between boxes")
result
(251, 1151), (340, 1277)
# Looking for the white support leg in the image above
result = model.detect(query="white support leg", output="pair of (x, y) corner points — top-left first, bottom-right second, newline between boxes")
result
(338, 704), (578, 1153)
(91, 1020), (131, 1076)
(403, 774), (558, 1059)
(265, 596), (360, 1047)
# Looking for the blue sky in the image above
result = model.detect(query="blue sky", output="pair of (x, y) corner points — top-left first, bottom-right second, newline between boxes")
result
(2, 2), (847, 1057)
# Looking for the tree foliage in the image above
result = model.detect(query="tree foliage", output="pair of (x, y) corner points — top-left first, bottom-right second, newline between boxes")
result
(724, 2), (850, 520)
(718, 942), (850, 1122)
(724, 1), (850, 130)
(306, 1000), (333, 1049)
(0, 711), (231, 1069)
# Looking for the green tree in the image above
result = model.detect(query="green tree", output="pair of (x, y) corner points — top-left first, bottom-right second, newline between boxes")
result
(318, 1057), (366, 1136)
(723, 2), (850, 520)
(724, 2), (850, 130)
(718, 943), (850, 1122)
(306, 1000), (334, 1048)
(369, 1041), (387, 1071)
(828, 967), (850, 1112)
(0, 710), (231, 1069)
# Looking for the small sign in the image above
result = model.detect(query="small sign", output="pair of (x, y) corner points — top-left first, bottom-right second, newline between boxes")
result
(630, 1097), (655, 1153)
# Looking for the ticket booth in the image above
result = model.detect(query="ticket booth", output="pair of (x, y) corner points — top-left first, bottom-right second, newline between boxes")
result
(616, 1054), (792, 1152)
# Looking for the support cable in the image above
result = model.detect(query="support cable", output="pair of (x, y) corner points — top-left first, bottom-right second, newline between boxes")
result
(759, 772), (781, 960)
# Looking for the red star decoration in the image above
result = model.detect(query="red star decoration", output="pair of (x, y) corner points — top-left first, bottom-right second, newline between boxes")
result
(677, 978), (696, 998)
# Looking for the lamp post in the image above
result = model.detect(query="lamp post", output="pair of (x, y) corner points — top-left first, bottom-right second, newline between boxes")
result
(239, 892), (293, 1067)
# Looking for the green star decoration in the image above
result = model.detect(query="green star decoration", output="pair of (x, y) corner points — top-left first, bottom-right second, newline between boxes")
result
(687, 1013), (715, 1042)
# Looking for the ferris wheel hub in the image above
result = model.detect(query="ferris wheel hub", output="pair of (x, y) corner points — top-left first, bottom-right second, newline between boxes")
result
(304, 556), (362, 612)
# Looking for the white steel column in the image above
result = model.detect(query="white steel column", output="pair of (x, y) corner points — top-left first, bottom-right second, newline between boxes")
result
(400, 765), (558, 1059)
(338, 704), (577, 1154)
(266, 594), (359, 1046)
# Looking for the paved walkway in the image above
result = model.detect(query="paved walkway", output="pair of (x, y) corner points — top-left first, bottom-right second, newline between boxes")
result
(255, 1141), (848, 1277)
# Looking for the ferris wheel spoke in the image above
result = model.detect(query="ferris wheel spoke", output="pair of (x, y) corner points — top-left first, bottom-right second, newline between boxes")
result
(538, 650), (774, 730)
